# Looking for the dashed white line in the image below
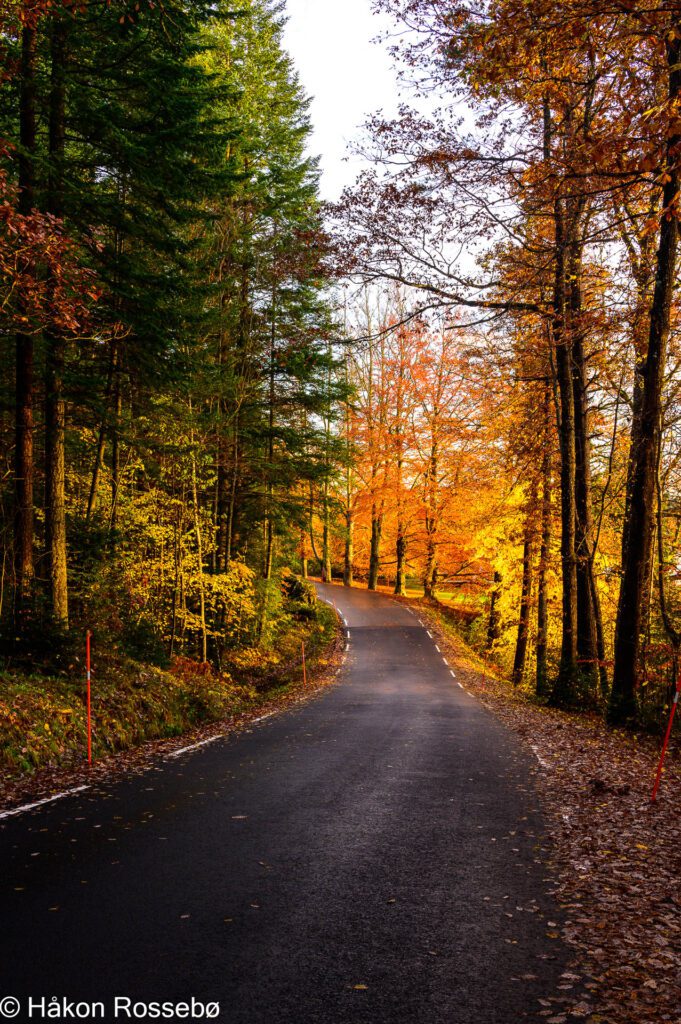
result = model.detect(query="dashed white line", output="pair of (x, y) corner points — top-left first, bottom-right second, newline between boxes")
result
(427, 630), (433, 639)
(167, 735), (223, 759)
(450, 669), (456, 678)
(434, 644), (440, 652)
(0, 785), (90, 821)
(170, 707), (282, 760)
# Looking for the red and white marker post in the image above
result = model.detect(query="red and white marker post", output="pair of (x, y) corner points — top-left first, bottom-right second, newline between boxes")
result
(651, 674), (681, 803)
(86, 630), (92, 764)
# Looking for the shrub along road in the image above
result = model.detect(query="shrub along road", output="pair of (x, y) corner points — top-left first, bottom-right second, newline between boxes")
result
(1, 584), (569, 1023)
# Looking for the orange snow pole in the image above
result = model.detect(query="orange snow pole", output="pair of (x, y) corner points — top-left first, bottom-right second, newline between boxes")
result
(651, 675), (681, 803)
(86, 631), (92, 764)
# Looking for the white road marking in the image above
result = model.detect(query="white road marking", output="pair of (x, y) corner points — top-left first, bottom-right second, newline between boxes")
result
(167, 735), (223, 759)
(427, 630), (433, 639)
(531, 745), (552, 770)
(450, 669), (456, 678)
(169, 709), (277, 760)
(435, 644), (440, 652)
(319, 593), (348, 628)
(0, 785), (90, 821)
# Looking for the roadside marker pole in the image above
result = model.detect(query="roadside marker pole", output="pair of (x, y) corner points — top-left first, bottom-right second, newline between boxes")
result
(302, 641), (307, 688)
(651, 675), (681, 803)
(86, 631), (92, 764)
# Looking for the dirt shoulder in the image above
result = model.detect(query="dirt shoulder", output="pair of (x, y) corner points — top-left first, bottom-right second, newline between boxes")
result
(402, 596), (681, 1024)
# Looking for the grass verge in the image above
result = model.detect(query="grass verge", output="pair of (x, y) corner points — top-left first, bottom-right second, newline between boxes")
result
(0, 601), (341, 805)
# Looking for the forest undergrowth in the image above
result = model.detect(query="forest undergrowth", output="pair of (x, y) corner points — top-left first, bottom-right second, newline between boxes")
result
(0, 596), (341, 811)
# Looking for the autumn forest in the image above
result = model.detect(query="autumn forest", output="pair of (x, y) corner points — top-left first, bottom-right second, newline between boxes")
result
(3, 0), (681, 774)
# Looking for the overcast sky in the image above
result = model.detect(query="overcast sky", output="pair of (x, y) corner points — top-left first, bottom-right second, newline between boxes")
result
(282, 0), (401, 200)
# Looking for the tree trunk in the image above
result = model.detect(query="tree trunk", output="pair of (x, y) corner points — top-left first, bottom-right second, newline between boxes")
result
(85, 342), (117, 523)
(109, 345), (122, 535)
(550, 201), (579, 704)
(300, 529), (308, 579)
(215, 324), (231, 571)
(45, 337), (68, 626)
(85, 424), (106, 523)
(423, 443), (438, 599)
(570, 257), (599, 691)
(224, 423), (239, 569)
(394, 448), (406, 596)
(263, 403), (275, 581)
(44, 14), (69, 627)
(423, 547), (437, 598)
(258, 285), (277, 637)
(512, 507), (535, 687)
(343, 353), (353, 587)
(536, 388), (552, 696)
(216, 442), (228, 570)
(322, 492), (332, 584)
(610, 30), (681, 725)
(622, 330), (655, 654)
(190, 441), (207, 664)
(343, 508), (354, 587)
(394, 529), (407, 596)
(588, 557), (608, 694)
(616, 194), (657, 672)
(215, 426), (228, 572)
(368, 506), (383, 590)
(222, 260), (250, 569)
(486, 571), (502, 653)
(169, 513), (180, 658)
(14, 24), (38, 622)
(366, 315), (386, 592)
(393, 337), (407, 597)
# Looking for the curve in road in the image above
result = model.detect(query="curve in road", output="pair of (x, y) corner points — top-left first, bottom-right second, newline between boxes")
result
(1, 583), (567, 1023)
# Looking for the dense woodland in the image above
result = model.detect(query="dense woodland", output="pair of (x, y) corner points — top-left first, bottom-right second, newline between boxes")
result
(1, 0), (345, 685)
(3, 0), (681, 744)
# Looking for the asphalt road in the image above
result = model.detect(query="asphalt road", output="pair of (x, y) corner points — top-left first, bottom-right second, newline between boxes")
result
(1, 584), (567, 1024)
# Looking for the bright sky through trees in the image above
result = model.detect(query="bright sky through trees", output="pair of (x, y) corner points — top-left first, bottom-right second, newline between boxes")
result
(282, 0), (400, 198)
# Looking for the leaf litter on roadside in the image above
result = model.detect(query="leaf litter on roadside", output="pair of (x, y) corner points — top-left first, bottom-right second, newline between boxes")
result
(410, 599), (681, 1024)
